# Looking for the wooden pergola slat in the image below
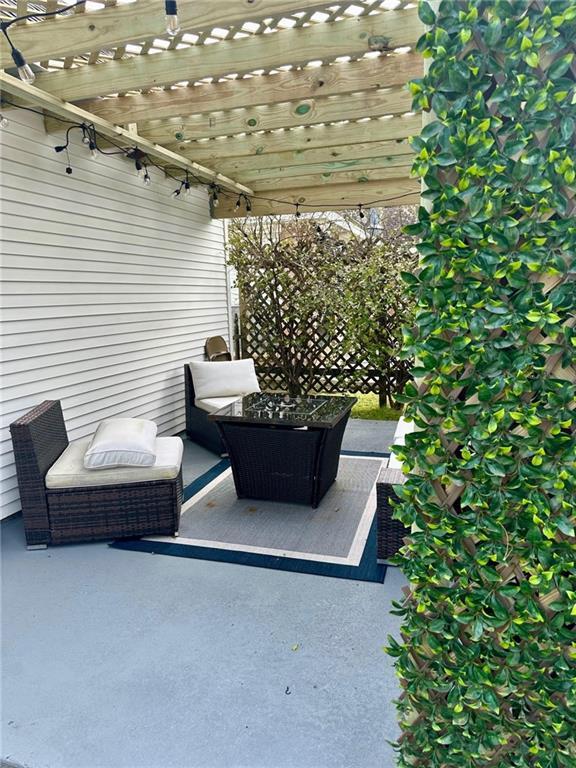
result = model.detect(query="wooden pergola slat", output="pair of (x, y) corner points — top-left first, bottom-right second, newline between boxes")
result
(177, 114), (422, 163)
(32, 8), (421, 102)
(242, 164), (415, 192)
(206, 139), (414, 178)
(233, 154), (414, 185)
(138, 87), (413, 144)
(73, 53), (422, 126)
(0, 0), (341, 69)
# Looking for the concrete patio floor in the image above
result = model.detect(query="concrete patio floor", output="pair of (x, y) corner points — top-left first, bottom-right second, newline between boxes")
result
(1, 420), (405, 768)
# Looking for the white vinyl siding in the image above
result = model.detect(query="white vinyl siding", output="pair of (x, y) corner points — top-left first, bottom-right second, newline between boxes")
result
(0, 109), (230, 519)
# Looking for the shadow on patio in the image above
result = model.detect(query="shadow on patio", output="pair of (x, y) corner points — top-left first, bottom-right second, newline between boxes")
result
(1, 419), (405, 768)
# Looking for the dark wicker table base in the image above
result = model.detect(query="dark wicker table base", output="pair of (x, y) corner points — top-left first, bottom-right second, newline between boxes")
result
(216, 415), (349, 508)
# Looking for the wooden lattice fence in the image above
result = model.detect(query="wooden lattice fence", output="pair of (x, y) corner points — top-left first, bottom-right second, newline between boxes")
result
(238, 300), (412, 400)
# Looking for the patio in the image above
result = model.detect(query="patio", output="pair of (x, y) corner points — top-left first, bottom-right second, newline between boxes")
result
(1, 0), (574, 765)
(1, 421), (405, 768)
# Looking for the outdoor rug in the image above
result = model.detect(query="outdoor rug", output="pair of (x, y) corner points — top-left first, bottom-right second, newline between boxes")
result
(111, 454), (388, 583)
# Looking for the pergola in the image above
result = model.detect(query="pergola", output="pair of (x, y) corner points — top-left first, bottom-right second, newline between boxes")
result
(0, 0), (424, 217)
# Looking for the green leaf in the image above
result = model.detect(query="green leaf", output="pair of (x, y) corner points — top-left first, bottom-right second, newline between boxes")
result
(557, 517), (575, 537)
(484, 19), (502, 47)
(418, 0), (436, 25)
(548, 53), (574, 79)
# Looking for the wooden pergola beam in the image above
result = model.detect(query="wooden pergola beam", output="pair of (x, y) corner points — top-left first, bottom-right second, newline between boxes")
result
(0, 0), (339, 69)
(74, 53), (422, 126)
(0, 72), (252, 196)
(32, 8), (421, 102)
(213, 179), (420, 218)
(207, 139), (414, 179)
(178, 114), (421, 163)
(139, 87), (413, 144)
(241, 164), (415, 192)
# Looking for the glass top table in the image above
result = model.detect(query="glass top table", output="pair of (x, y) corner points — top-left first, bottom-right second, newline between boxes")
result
(208, 393), (357, 507)
(208, 393), (357, 429)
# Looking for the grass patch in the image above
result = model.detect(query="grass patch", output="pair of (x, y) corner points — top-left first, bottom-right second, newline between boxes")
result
(349, 393), (401, 421)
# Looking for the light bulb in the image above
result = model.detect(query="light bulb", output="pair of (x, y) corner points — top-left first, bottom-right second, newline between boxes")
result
(0, 114), (8, 129)
(212, 194), (220, 208)
(165, 1), (180, 36)
(11, 48), (35, 84)
(166, 15), (180, 36)
(90, 148), (98, 159)
(17, 62), (36, 84)
(144, 172), (151, 185)
(184, 181), (191, 197)
(82, 134), (91, 145)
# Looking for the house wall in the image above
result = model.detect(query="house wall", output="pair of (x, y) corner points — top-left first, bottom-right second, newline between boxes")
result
(0, 109), (231, 520)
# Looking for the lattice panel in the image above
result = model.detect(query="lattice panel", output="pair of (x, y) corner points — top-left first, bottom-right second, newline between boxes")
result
(240, 291), (411, 402)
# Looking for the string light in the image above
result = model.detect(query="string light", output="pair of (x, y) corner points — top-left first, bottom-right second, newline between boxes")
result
(165, 0), (180, 37)
(0, 1), (87, 85)
(210, 184), (220, 208)
(127, 147), (147, 177)
(3, 99), (417, 218)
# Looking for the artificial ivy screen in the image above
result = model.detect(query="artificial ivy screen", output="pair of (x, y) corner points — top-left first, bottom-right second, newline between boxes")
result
(389, 1), (576, 766)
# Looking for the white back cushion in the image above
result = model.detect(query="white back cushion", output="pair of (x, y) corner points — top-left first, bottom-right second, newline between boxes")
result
(189, 359), (260, 399)
(84, 418), (157, 469)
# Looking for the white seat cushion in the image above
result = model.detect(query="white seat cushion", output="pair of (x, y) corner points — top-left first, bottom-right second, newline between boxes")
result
(46, 437), (183, 489)
(195, 395), (241, 414)
(84, 418), (157, 469)
(188, 359), (260, 399)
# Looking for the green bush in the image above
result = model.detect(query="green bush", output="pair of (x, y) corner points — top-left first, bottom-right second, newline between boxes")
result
(389, 1), (576, 766)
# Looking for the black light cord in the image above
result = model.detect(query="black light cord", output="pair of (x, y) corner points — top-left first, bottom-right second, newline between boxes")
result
(0, 0), (87, 30)
(1, 1), (87, 84)
(0, 98), (415, 213)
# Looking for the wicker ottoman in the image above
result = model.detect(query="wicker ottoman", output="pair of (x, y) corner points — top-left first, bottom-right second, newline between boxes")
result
(376, 466), (409, 562)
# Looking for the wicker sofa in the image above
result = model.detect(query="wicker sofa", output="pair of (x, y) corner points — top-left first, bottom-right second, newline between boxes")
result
(10, 400), (182, 549)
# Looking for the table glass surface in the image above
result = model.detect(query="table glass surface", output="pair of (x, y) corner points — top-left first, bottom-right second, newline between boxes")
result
(208, 393), (357, 428)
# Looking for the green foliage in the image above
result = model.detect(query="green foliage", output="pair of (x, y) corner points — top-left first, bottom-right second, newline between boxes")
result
(227, 212), (417, 403)
(389, 1), (576, 766)
(227, 218), (341, 395)
(336, 208), (418, 407)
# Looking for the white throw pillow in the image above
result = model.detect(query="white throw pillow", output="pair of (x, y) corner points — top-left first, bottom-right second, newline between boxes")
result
(84, 418), (158, 469)
(189, 359), (260, 400)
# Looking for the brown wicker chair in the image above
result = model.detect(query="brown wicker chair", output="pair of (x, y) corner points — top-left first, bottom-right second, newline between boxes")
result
(9, 401), (182, 549)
